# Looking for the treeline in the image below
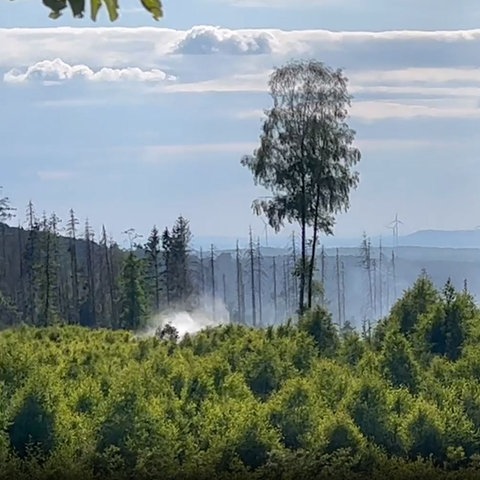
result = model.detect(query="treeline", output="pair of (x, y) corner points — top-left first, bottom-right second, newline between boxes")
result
(1, 274), (480, 479)
(0, 199), (200, 329)
(0, 198), (409, 332)
(0, 198), (309, 330)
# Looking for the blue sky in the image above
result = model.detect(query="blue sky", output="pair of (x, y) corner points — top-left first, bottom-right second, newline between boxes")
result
(1, 0), (480, 248)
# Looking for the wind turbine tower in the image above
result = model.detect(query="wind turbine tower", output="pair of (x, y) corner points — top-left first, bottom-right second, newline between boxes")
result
(389, 213), (403, 248)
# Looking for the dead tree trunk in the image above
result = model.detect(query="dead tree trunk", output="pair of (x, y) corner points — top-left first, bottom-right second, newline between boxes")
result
(256, 237), (263, 327)
(272, 256), (278, 322)
(336, 248), (342, 328)
(249, 228), (256, 327)
(210, 244), (216, 321)
(321, 245), (326, 307)
(341, 260), (346, 327)
(68, 209), (80, 324)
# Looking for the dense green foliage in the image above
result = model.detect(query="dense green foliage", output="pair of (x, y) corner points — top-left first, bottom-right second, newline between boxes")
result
(1, 274), (480, 479)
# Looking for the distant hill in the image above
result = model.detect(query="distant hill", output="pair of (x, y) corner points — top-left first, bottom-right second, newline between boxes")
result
(194, 229), (480, 250)
(400, 229), (480, 248)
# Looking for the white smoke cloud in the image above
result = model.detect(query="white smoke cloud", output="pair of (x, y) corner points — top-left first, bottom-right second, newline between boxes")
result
(3, 58), (176, 84)
(138, 298), (231, 340)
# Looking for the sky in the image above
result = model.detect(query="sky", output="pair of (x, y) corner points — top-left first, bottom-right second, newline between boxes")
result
(1, 0), (479, 249)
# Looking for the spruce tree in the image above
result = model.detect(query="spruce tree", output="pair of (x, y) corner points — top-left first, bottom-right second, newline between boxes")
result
(119, 251), (147, 330)
(145, 225), (161, 312)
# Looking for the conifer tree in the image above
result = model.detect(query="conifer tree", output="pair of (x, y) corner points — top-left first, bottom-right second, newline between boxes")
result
(100, 225), (117, 327)
(66, 209), (80, 324)
(170, 216), (193, 307)
(161, 227), (172, 307)
(81, 220), (96, 327)
(145, 225), (161, 312)
(118, 251), (147, 330)
(31, 212), (61, 326)
(23, 201), (39, 324)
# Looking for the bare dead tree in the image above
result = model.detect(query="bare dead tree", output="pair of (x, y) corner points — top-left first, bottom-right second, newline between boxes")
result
(67, 209), (80, 324)
(85, 220), (96, 326)
(222, 273), (227, 307)
(320, 244), (326, 307)
(256, 237), (263, 326)
(249, 227), (256, 327)
(336, 248), (342, 327)
(341, 259), (346, 327)
(101, 225), (116, 327)
(272, 256), (278, 322)
(200, 247), (205, 300)
(235, 241), (245, 324)
(282, 257), (289, 320)
(392, 250), (397, 301)
(210, 244), (216, 322)
(379, 239), (383, 318)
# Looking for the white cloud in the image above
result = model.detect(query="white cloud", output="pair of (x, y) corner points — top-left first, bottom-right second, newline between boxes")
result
(351, 101), (480, 121)
(3, 58), (175, 84)
(137, 139), (457, 166)
(350, 67), (480, 85)
(350, 85), (480, 98)
(162, 71), (271, 93)
(141, 142), (258, 163)
(34, 98), (111, 108)
(171, 25), (278, 54)
(356, 138), (455, 151)
(2, 27), (480, 68)
(235, 99), (480, 123)
(234, 108), (266, 120)
(2, 26), (480, 124)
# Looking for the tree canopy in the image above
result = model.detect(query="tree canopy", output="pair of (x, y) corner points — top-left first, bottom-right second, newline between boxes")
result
(0, 274), (479, 479)
(241, 59), (360, 316)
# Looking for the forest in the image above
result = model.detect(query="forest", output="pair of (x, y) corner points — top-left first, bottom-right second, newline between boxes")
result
(1, 276), (480, 479)
(1, 59), (477, 479)
(0, 205), (399, 332)
(0, 60), (364, 331)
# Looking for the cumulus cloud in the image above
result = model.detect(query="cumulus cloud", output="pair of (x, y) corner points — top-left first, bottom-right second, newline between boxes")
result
(1, 27), (480, 67)
(3, 58), (175, 84)
(171, 25), (278, 55)
(2, 26), (480, 123)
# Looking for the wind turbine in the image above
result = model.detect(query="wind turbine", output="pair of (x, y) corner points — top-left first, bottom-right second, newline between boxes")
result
(259, 217), (269, 246)
(122, 228), (143, 250)
(388, 213), (403, 248)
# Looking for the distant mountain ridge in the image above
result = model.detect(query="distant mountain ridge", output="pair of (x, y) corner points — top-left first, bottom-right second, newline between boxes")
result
(193, 229), (480, 250)
(400, 229), (480, 248)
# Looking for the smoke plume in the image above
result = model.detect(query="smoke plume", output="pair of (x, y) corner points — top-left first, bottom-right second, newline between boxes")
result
(138, 297), (231, 340)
